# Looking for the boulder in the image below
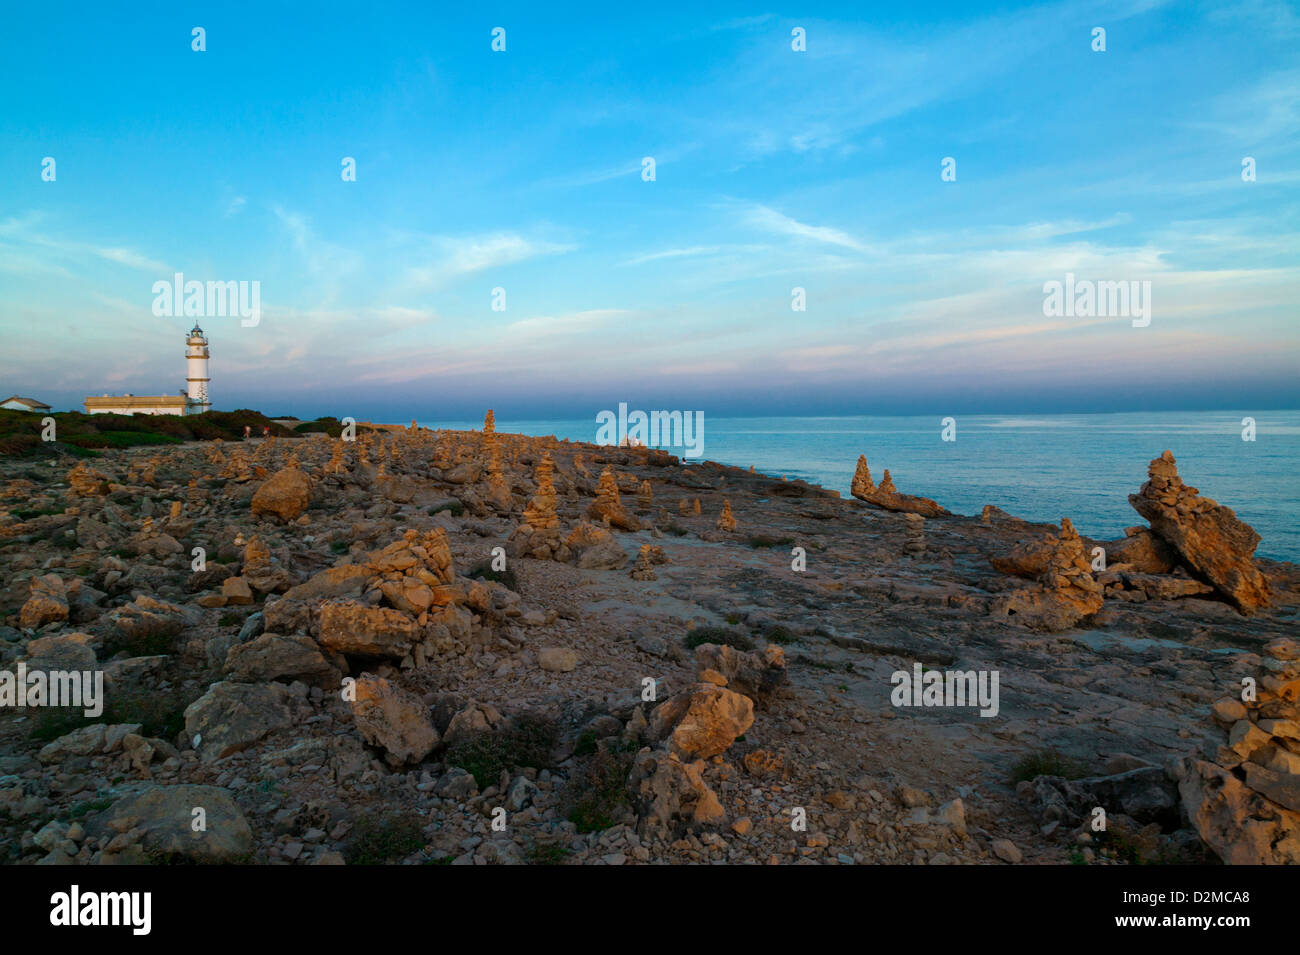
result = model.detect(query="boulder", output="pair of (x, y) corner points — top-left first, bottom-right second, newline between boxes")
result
(183, 681), (295, 761)
(630, 749), (725, 836)
(1104, 527), (1178, 574)
(565, 523), (628, 570)
(19, 574), (68, 630)
(223, 632), (339, 687)
(250, 466), (312, 521)
(22, 631), (96, 671)
(107, 595), (193, 645)
(693, 643), (786, 702)
(96, 784), (252, 863)
(649, 684), (754, 760)
(538, 647), (579, 672)
(350, 674), (439, 766)
(282, 564), (371, 603)
(315, 600), (415, 658)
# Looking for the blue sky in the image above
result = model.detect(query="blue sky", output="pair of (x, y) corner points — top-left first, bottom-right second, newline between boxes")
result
(2, 0), (1297, 420)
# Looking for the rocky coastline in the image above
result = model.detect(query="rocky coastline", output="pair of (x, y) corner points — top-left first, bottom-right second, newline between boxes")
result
(2, 416), (1297, 865)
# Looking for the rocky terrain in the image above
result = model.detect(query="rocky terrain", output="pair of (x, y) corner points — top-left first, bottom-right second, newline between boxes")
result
(2, 417), (1297, 866)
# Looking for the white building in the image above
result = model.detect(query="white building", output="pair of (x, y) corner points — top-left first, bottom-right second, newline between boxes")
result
(0, 395), (52, 413)
(85, 324), (212, 416)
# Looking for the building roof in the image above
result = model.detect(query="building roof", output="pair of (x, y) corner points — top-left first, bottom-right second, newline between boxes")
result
(0, 395), (52, 410)
(84, 395), (187, 408)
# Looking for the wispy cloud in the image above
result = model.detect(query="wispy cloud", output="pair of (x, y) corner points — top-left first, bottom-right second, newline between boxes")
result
(741, 203), (871, 253)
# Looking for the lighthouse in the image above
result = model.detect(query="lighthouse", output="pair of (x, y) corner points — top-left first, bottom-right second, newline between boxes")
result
(185, 323), (211, 414)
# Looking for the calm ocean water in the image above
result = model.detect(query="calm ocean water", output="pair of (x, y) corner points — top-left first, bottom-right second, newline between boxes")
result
(417, 412), (1300, 562)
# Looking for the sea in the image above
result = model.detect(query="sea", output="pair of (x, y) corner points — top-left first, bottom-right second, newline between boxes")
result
(415, 411), (1300, 563)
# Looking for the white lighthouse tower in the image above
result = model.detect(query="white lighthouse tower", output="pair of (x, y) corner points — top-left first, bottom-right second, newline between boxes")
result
(185, 323), (211, 414)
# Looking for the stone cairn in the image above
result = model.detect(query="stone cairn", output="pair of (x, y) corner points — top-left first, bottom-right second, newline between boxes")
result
(509, 454), (569, 561)
(1176, 637), (1300, 864)
(630, 545), (658, 581)
(324, 440), (345, 475)
(636, 480), (653, 513)
(588, 467), (639, 531)
(903, 513), (925, 556)
(1129, 450), (1270, 613)
(850, 453), (950, 517)
(717, 499), (737, 533)
(67, 462), (110, 497)
(484, 428), (512, 513)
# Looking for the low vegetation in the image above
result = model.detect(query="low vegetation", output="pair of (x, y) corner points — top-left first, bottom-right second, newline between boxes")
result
(444, 714), (557, 789)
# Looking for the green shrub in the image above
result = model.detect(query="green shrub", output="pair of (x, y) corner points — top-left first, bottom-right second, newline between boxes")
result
(757, 624), (795, 645)
(683, 626), (754, 651)
(1009, 749), (1090, 784)
(565, 742), (637, 834)
(527, 842), (570, 865)
(445, 714), (557, 789)
(29, 686), (191, 741)
(344, 812), (426, 865)
(102, 620), (181, 658)
(466, 558), (517, 591)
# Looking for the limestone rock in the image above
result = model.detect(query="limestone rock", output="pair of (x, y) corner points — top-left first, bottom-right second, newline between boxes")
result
(693, 643), (787, 703)
(96, 784), (252, 863)
(282, 564), (370, 603)
(538, 647), (579, 672)
(350, 673), (439, 766)
(251, 465), (312, 521)
(221, 576), (254, 606)
(629, 545), (658, 581)
(223, 632), (339, 687)
(183, 681), (295, 761)
(992, 518), (1103, 631)
(565, 522), (628, 570)
(631, 748), (725, 836)
(649, 684), (754, 760)
(66, 463), (110, 497)
(1129, 450), (1269, 612)
(1104, 527), (1178, 574)
(108, 595), (192, 645)
(717, 499), (737, 533)
(315, 600), (416, 658)
(22, 631), (96, 671)
(850, 454), (949, 517)
(19, 574), (69, 629)
(1176, 638), (1300, 863)
(587, 467), (639, 531)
